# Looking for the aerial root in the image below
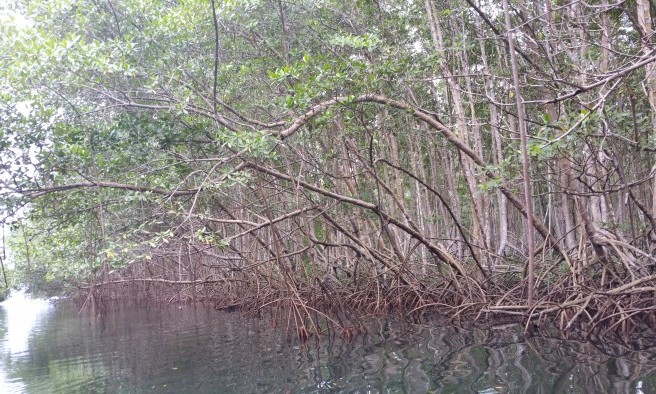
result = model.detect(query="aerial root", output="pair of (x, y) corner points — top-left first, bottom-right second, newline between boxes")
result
(73, 266), (656, 342)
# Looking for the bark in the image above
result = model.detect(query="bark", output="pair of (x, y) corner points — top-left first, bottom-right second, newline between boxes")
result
(636, 0), (656, 232)
(423, 0), (487, 266)
(503, 0), (536, 305)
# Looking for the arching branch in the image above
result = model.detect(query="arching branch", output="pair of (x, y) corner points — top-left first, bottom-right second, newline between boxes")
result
(274, 93), (571, 263)
(18, 181), (199, 199)
(241, 160), (468, 279)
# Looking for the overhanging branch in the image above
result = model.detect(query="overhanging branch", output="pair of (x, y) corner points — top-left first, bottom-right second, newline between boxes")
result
(19, 181), (199, 199)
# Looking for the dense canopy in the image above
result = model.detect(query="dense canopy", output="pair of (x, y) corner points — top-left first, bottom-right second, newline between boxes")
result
(1, 0), (655, 338)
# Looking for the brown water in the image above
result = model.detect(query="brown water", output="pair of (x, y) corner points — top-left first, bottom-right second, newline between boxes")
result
(0, 294), (654, 393)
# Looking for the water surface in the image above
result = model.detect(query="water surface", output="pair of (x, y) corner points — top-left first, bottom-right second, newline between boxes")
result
(0, 294), (654, 393)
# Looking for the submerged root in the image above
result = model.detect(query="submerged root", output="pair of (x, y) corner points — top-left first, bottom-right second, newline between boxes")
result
(70, 254), (656, 344)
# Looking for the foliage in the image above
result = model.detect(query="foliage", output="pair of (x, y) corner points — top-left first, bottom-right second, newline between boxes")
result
(0, 0), (655, 337)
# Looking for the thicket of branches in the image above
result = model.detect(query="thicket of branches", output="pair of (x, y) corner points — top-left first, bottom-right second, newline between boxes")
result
(1, 0), (655, 338)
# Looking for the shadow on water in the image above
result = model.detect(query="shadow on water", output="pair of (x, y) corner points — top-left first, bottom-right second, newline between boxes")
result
(0, 299), (654, 393)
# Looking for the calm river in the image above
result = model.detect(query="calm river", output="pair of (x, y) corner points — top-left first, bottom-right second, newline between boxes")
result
(0, 293), (654, 393)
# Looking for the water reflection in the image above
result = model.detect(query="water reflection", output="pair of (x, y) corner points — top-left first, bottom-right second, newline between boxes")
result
(0, 291), (53, 393)
(0, 299), (654, 393)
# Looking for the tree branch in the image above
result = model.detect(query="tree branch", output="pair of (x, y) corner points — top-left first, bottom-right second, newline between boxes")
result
(19, 182), (199, 198)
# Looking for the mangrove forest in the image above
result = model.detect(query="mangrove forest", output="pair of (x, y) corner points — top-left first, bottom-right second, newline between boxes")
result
(1, 0), (656, 341)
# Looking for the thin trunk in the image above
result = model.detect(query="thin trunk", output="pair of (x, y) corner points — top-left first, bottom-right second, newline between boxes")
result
(478, 18), (507, 265)
(636, 0), (656, 230)
(503, 0), (536, 305)
(424, 0), (486, 266)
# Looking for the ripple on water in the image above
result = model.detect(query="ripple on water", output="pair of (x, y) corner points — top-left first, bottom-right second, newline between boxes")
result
(1, 303), (656, 393)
